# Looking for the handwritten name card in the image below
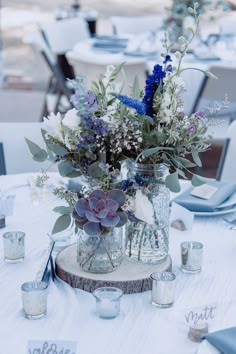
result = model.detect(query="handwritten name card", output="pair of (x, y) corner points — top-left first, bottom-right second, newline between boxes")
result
(184, 303), (218, 327)
(27, 340), (77, 354)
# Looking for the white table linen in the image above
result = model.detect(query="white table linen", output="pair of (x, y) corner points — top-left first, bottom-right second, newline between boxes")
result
(1, 173), (236, 354)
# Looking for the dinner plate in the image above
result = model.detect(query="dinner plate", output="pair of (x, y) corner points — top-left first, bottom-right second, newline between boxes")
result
(196, 340), (220, 354)
(194, 205), (236, 216)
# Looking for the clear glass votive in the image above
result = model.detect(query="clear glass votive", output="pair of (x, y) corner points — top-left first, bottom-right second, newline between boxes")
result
(181, 241), (203, 274)
(21, 281), (48, 319)
(3, 231), (25, 263)
(93, 287), (123, 319)
(150, 272), (176, 308)
(47, 227), (73, 253)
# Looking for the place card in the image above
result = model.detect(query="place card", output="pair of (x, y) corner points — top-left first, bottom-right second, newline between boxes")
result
(190, 184), (218, 200)
(184, 303), (218, 327)
(27, 340), (77, 354)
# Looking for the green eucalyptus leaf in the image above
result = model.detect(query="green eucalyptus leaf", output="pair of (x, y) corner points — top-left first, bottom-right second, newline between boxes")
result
(87, 161), (104, 178)
(175, 157), (196, 168)
(25, 138), (48, 162)
(156, 132), (167, 144)
(109, 63), (125, 82)
(53, 206), (73, 215)
(131, 74), (141, 98)
(142, 146), (174, 158)
(142, 115), (154, 124)
(191, 174), (212, 186)
(58, 161), (80, 177)
(165, 171), (181, 193)
(192, 149), (202, 167)
(47, 142), (68, 157)
(52, 214), (71, 234)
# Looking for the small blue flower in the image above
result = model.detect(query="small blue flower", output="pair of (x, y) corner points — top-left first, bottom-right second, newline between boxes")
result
(114, 94), (146, 116)
(163, 55), (172, 64)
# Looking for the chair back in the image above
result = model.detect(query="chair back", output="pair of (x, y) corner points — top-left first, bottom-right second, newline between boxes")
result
(219, 120), (236, 182)
(111, 15), (164, 35)
(0, 123), (55, 174)
(40, 17), (90, 55)
(0, 143), (6, 175)
(191, 66), (236, 117)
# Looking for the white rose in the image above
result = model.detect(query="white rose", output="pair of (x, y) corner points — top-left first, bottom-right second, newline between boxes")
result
(41, 112), (63, 142)
(134, 190), (155, 225)
(63, 108), (81, 130)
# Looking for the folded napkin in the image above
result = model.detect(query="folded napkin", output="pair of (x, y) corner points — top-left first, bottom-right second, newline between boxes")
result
(203, 327), (236, 354)
(172, 181), (236, 212)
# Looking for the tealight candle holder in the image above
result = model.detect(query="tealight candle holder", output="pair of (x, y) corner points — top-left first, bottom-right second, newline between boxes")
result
(188, 323), (208, 342)
(181, 241), (203, 274)
(21, 281), (48, 319)
(150, 271), (176, 308)
(3, 231), (25, 263)
(93, 287), (123, 319)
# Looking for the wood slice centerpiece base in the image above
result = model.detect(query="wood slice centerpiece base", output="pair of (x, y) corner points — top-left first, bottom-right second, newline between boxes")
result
(55, 243), (172, 294)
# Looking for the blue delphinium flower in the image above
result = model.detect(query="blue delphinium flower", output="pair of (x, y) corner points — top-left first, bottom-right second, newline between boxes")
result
(114, 94), (146, 116)
(163, 55), (172, 64)
(142, 64), (166, 117)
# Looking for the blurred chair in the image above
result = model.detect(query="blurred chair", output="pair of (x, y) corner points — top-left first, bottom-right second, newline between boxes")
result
(218, 120), (236, 182)
(24, 29), (73, 118)
(40, 17), (90, 80)
(191, 66), (236, 118)
(0, 123), (55, 174)
(184, 139), (229, 180)
(111, 15), (164, 35)
(0, 143), (6, 175)
(67, 58), (147, 94)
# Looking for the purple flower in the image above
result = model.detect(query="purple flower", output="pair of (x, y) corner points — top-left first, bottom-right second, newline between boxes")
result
(195, 111), (205, 118)
(188, 124), (196, 134)
(85, 90), (97, 113)
(94, 118), (108, 136)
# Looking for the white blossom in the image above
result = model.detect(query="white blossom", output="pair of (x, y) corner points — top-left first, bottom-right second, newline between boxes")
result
(41, 112), (63, 142)
(134, 190), (155, 225)
(63, 108), (81, 130)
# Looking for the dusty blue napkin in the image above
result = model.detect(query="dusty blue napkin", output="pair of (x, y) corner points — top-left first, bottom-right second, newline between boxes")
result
(172, 181), (236, 212)
(203, 327), (236, 353)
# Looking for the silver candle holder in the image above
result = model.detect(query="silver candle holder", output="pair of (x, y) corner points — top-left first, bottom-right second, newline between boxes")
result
(181, 241), (203, 274)
(150, 272), (176, 308)
(3, 231), (25, 263)
(21, 281), (48, 319)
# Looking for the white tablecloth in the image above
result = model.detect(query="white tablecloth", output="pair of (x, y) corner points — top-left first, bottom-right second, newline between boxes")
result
(1, 173), (236, 354)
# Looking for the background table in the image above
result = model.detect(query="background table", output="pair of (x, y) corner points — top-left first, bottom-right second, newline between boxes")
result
(1, 173), (236, 354)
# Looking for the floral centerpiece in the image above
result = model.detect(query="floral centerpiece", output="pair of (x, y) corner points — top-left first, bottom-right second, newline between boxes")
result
(26, 3), (226, 271)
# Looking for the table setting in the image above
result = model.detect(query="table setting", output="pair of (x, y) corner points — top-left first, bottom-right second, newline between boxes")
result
(2, 4), (236, 353)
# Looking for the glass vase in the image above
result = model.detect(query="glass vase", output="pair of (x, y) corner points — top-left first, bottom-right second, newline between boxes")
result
(77, 228), (123, 274)
(125, 163), (170, 264)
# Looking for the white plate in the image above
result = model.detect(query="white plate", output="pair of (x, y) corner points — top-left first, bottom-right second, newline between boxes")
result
(196, 340), (220, 354)
(194, 206), (236, 216)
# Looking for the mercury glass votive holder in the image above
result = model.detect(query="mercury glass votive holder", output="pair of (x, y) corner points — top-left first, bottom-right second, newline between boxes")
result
(21, 281), (48, 319)
(93, 287), (123, 319)
(150, 272), (176, 308)
(3, 231), (25, 263)
(181, 241), (203, 274)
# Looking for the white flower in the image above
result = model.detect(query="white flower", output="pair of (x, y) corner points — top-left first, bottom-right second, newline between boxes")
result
(41, 112), (63, 142)
(134, 190), (155, 225)
(63, 108), (81, 130)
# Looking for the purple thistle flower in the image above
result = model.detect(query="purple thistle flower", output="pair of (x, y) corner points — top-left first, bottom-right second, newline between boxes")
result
(188, 124), (196, 134)
(195, 111), (205, 118)
(114, 94), (146, 116)
(142, 64), (166, 117)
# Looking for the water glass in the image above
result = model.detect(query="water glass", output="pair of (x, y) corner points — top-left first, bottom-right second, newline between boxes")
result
(3, 231), (25, 263)
(150, 272), (176, 308)
(21, 281), (48, 319)
(93, 287), (123, 319)
(181, 241), (203, 274)
(48, 227), (73, 253)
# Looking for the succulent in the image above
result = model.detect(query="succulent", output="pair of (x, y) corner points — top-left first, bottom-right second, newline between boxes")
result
(73, 189), (128, 236)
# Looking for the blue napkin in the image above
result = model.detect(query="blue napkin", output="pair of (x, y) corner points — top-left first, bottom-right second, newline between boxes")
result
(172, 181), (236, 212)
(203, 327), (236, 354)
